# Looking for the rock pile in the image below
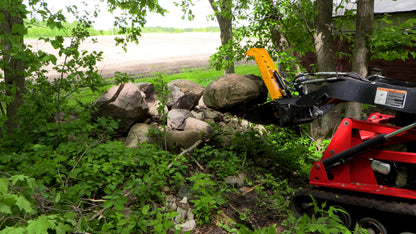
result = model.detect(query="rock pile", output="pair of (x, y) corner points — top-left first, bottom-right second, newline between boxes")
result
(93, 73), (267, 154)
(92, 73), (268, 231)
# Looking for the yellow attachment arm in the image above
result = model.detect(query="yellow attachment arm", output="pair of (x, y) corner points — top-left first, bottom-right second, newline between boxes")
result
(245, 48), (284, 100)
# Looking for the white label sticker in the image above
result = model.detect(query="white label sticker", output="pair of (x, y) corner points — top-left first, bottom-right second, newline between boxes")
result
(374, 87), (407, 108)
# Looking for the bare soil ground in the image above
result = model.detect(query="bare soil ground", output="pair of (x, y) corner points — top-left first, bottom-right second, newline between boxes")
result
(26, 32), (222, 78)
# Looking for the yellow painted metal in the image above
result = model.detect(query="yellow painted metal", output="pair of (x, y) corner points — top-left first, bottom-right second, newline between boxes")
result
(245, 48), (284, 100)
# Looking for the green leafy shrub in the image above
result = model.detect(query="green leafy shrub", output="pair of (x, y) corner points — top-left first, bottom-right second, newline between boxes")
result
(191, 145), (242, 180)
(189, 173), (227, 224)
(0, 138), (187, 232)
(229, 126), (315, 178)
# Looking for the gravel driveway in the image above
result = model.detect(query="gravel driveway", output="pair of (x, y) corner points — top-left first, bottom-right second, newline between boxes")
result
(26, 32), (222, 78)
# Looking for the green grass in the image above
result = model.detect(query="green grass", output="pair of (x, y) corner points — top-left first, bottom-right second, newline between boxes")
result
(138, 64), (260, 87)
(25, 20), (219, 39)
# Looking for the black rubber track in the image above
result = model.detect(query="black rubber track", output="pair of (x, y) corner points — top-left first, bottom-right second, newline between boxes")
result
(291, 187), (416, 233)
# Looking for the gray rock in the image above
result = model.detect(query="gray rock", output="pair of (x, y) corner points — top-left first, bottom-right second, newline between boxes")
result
(167, 86), (184, 108)
(191, 110), (204, 120)
(180, 197), (188, 204)
(176, 220), (196, 232)
(197, 95), (207, 109)
(184, 117), (214, 139)
(149, 101), (168, 121)
(167, 79), (205, 108)
(171, 94), (196, 110)
(225, 176), (245, 188)
(94, 83), (149, 133)
(134, 82), (154, 99)
(202, 109), (223, 122)
(177, 184), (193, 199)
(166, 130), (202, 153)
(167, 109), (192, 130)
(125, 123), (152, 147)
(165, 195), (177, 211)
(175, 207), (188, 223)
(186, 208), (194, 221)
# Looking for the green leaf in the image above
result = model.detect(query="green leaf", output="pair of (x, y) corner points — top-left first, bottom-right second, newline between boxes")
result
(0, 226), (27, 234)
(0, 201), (12, 214)
(11, 24), (27, 35)
(103, 200), (113, 209)
(27, 215), (51, 234)
(54, 222), (72, 234)
(142, 204), (151, 215)
(114, 196), (128, 210)
(0, 178), (8, 195)
(15, 196), (34, 213)
(10, 175), (27, 185)
(55, 192), (61, 203)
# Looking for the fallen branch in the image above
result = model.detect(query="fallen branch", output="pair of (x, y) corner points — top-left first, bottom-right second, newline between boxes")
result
(242, 182), (265, 196)
(228, 204), (255, 230)
(179, 139), (203, 156)
(194, 159), (206, 172)
(88, 208), (106, 221)
(167, 139), (203, 168)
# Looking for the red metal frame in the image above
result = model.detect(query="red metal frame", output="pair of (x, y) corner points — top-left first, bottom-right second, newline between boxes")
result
(310, 116), (416, 200)
(360, 112), (395, 140)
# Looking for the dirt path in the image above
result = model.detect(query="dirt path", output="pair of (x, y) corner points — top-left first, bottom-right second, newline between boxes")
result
(26, 32), (222, 78)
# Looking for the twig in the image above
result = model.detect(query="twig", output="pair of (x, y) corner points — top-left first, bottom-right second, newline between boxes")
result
(88, 208), (106, 221)
(242, 182), (265, 196)
(64, 143), (91, 187)
(87, 199), (106, 202)
(229, 204), (255, 230)
(179, 139), (203, 156)
(193, 159), (205, 172)
(167, 139), (203, 168)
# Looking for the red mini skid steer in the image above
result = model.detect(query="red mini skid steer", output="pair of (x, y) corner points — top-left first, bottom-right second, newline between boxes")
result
(246, 48), (416, 233)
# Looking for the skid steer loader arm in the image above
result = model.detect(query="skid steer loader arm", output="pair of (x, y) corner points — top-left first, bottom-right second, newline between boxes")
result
(245, 48), (289, 99)
(245, 48), (416, 127)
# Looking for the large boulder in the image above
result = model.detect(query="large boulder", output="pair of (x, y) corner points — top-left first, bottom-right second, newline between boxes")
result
(167, 79), (205, 109)
(94, 83), (149, 133)
(203, 73), (267, 112)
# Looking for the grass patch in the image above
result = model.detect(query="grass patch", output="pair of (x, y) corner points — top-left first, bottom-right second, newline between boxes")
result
(70, 64), (261, 106)
(25, 20), (220, 39)
(138, 64), (260, 87)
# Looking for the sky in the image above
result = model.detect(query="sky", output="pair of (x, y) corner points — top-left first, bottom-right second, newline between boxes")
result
(44, 0), (218, 30)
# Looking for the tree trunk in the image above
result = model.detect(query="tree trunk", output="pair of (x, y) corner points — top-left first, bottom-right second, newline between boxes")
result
(209, 0), (234, 74)
(1, 2), (26, 135)
(344, 0), (374, 120)
(311, 0), (342, 140)
(313, 0), (336, 74)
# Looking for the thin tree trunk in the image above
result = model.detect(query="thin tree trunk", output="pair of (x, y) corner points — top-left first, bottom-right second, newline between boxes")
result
(209, 0), (234, 74)
(311, 0), (341, 140)
(1, 2), (26, 135)
(345, 0), (374, 120)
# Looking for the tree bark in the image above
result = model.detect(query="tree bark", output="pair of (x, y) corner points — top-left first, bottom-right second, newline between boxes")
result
(209, 0), (235, 74)
(311, 0), (342, 140)
(1, 1), (26, 135)
(344, 0), (374, 120)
